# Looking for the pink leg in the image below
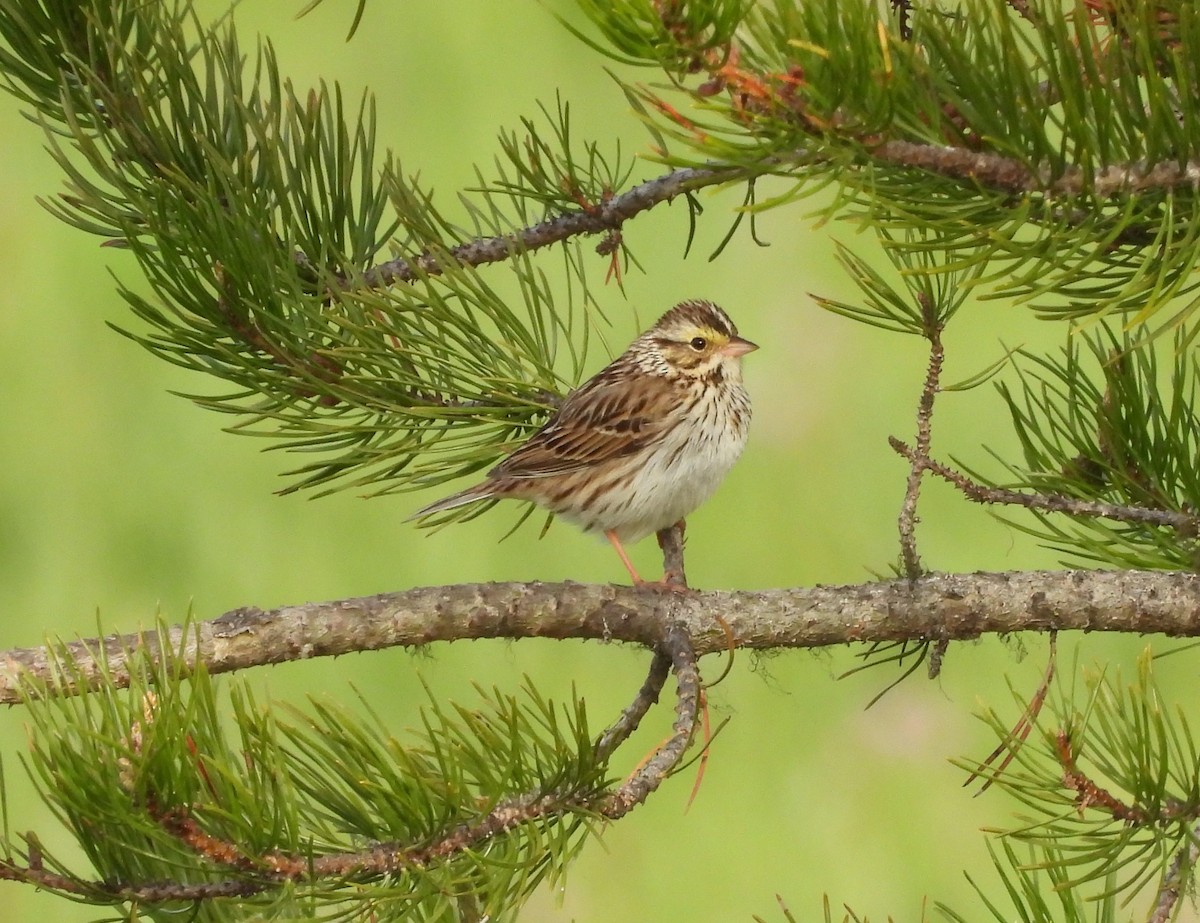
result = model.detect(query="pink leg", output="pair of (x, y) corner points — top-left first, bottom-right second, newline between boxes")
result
(605, 529), (645, 584)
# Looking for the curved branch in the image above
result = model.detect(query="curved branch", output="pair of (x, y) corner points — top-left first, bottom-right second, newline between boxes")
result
(4, 569), (1200, 705)
(595, 649), (671, 759)
(601, 621), (699, 817)
(357, 164), (754, 287)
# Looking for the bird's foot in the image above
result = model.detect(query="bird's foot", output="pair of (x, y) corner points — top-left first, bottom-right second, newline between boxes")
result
(632, 572), (695, 594)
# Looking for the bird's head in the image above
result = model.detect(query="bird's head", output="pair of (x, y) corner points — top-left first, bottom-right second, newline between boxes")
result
(638, 299), (758, 380)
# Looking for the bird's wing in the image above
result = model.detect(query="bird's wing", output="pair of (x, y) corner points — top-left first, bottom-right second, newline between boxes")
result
(491, 373), (679, 479)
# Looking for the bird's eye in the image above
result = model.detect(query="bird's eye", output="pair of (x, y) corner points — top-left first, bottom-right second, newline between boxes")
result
(689, 336), (708, 351)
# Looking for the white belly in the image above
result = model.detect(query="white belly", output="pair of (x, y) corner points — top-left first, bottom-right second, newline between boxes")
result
(563, 382), (751, 544)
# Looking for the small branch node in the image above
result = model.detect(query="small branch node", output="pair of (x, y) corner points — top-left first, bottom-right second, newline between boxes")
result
(1055, 729), (1146, 823)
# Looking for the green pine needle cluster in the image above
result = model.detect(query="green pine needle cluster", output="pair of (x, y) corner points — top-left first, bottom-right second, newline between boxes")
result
(959, 649), (1200, 916)
(0, 0), (617, 504)
(995, 327), (1200, 570)
(815, 225), (984, 336)
(13, 626), (607, 922)
(577, 0), (1200, 324)
(565, 0), (1200, 570)
(941, 841), (1121, 923)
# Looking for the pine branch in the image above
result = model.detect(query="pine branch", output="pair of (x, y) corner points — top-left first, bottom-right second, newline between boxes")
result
(0, 607), (702, 913)
(0, 789), (588, 905)
(655, 521), (689, 589)
(594, 649), (671, 760)
(871, 141), (1200, 199)
(960, 644), (1200, 903)
(1002, 0), (1036, 23)
(352, 163), (753, 288)
(1149, 820), (1200, 923)
(897, 292), (944, 580)
(890, 438), (1200, 532)
(6, 570), (1200, 706)
(350, 141), (1200, 291)
(601, 620), (699, 818)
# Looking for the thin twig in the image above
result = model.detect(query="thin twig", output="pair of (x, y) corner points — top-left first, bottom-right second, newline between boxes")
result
(888, 439), (1200, 530)
(341, 145), (1200, 296)
(897, 293), (944, 580)
(872, 141), (1200, 198)
(0, 854), (268, 901)
(1004, 0), (1036, 24)
(965, 631), (1057, 794)
(0, 789), (592, 904)
(353, 165), (754, 289)
(656, 520), (689, 589)
(1055, 730), (1147, 823)
(1149, 820), (1200, 923)
(927, 637), (948, 681)
(1053, 726), (1200, 827)
(595, 650), (671, 760)
(890, 0), (913, 40)
(602, 621), (701, 818)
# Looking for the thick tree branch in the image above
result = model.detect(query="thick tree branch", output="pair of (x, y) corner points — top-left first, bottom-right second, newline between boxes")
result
(5, 570), (1200, 705)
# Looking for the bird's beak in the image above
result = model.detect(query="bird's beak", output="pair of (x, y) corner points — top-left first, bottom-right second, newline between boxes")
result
(720, 336), (758, 358)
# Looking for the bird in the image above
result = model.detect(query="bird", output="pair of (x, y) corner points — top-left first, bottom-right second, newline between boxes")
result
(409, 299), (757, 585)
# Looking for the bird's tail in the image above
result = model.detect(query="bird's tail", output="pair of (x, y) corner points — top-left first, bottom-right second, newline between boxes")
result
(407, 483), (495, 521)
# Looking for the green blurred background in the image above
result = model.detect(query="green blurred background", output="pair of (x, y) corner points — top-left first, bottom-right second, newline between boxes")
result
(0, 2), (1176, 921)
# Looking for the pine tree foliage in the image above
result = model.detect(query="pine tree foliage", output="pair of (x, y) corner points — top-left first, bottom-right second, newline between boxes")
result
(568, 0), (1200, 568)
(949, 650), (1200, 921)
(577, 0), (1200, 324)
(15, 627), (605, 922)
(3, 0), (1197, 558)
(995, 328), (1200, 570)
(0, 0), (606, 503)
(4, 0), (1200, 921)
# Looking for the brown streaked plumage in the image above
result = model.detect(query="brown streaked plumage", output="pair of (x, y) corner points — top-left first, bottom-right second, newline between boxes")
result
(410, 299), (756, 584)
